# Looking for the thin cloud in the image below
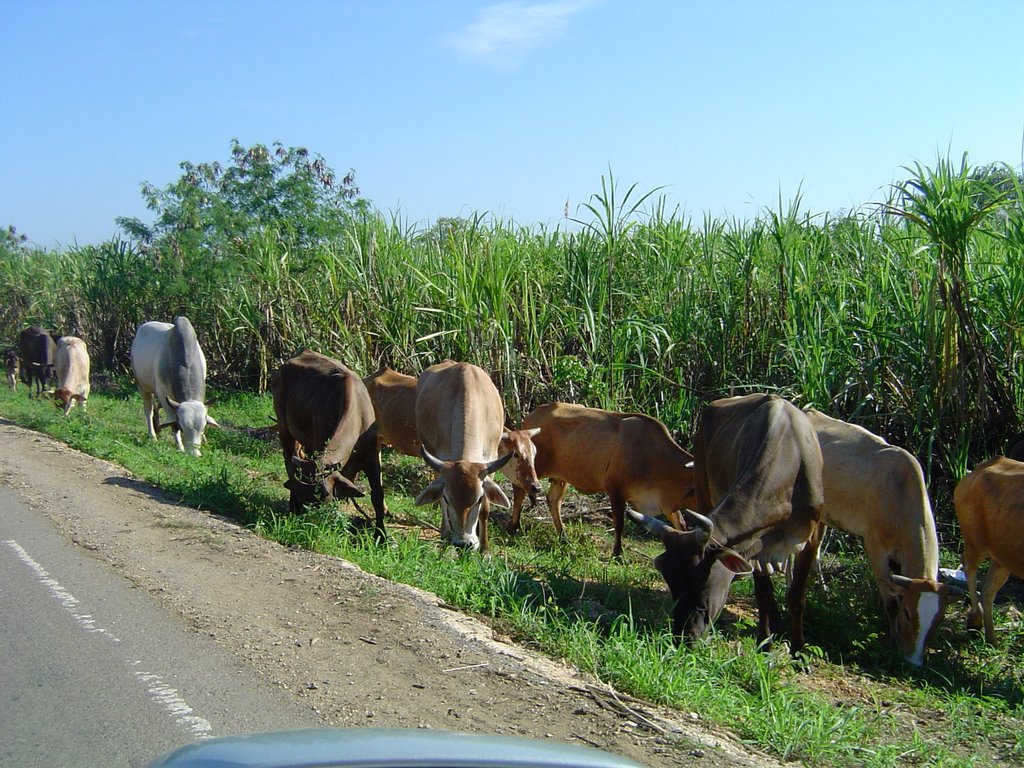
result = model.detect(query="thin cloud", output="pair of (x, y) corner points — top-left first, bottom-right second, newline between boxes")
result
(449, 1), (595, 66)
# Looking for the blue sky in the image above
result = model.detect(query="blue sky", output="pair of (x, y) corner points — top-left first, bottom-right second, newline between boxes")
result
(3, 1), (1022, 248)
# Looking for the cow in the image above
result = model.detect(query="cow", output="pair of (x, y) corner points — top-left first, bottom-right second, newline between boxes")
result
(18, 326), (57, 397)
(4, 349), (18, 390)
(271, 350), (385, 532)
(413, 360), (513, 552)
(504, 402), (694, 558)
(130, 316), (217, 457)
(364, 364), (543, 510)
(630, 393), (824, 654)
(802, 409), (958, 666)
(953, 456), (1024, 645)
(363, 365), (420, 458)
(52, 336), (91, 416)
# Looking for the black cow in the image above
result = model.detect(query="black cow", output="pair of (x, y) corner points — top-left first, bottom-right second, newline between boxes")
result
(631, 393), (824, 654)
(18, 326), (58, 397)
(270, 350), (385, 533)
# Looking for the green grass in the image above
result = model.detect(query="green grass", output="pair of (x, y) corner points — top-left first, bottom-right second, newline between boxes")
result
(3, 383), (1022, 766)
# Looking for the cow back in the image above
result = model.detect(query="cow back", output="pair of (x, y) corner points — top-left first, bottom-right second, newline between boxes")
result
(165, 316), (207, 403)
(273, 350), (374, 463)
(364, 366), (419, 457)
(56, 336), (91, 393)
(695, 394), (823, 549)
(416, 361), (504, 461)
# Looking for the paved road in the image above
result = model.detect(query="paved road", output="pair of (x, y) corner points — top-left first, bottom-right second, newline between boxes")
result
(0, 487), (322, 767)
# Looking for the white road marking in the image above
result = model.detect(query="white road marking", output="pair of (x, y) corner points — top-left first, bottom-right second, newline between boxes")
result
(4, 539), (213, 739)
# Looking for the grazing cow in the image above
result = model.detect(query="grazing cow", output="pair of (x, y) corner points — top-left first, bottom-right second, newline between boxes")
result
(953, 456), (1024, 645)
(414, 360), (513, 552)
(18, 326), (57, 397)
(505, 402), (694, 558)
(130, 317), (217, 456)
(802, 409), (957, 665)
(631, 393), (824, 653)
(270, 350), (385, 530)
(364, 364), (542, 508)
(52, 336), (91, 416)
(4, 349), (18, 390)
(363, 365), (421, 458)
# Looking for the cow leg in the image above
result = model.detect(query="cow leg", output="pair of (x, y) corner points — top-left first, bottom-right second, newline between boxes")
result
(609, 492), (626, 559)
(479, 497), (490, 553)
(546, 480), (567, 537)
(753, 571), (782, 649)
(507, 483), (527, 534)
(980, 561), (1011, 645)
(141, 391), (158, 440)
(962, 544), (985, 634)
(277, 428), (304, 513)
(786, 524), (821, 656)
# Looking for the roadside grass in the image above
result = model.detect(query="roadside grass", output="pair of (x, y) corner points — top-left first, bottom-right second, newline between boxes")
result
(2, 385), (1022, 766)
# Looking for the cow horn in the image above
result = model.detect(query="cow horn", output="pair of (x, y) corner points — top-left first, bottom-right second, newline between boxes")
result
(484, 451), (514, 476)
(420, 445), (446, 472)
(166, 396), (181, 409)
(683, 509), (715, 547)
(889, 574), (914, 588)
(206, 414), (220, 428)
(159, 419), (178, 430)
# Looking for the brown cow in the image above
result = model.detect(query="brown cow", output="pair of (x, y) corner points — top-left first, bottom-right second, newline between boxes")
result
(632, 394), (824, 653)
(803, 409), (957, 665)
(4, 349), (18, 390)
(413, 360), (512, 552)
(364, 364), (543, 505)
(270, 350), (385, 533)
(954, 456), (1024, 645)
(505, 402), (694, 558)
(364, 365), (420, 458)
(52, 336), (91, 416)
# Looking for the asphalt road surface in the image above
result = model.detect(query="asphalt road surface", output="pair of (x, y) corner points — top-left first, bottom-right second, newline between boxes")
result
(0, 486), (322, 768)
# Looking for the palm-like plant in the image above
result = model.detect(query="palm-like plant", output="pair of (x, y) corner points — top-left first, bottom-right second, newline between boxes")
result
(883, 153), (1016, 446)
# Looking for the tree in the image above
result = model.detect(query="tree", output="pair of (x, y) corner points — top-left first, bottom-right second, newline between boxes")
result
(117, 140), (363, 252)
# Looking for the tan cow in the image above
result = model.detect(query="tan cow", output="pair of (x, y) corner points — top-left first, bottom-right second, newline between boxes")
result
(414, 360), (513, 552)
(364, 364), (543, 503)
(364, 365), (420, 458)
(52, 336), (91, 416)
(506, 402), (695, 558)
(803, 409), (957, 666)
(954, 456), (1024, 645)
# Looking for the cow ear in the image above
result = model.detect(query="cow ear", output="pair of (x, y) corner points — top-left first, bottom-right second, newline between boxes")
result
(414, 478), (445, 507)
(483, 478), (511, 509)
(715, 547), (753, 576)
(325, 473), (364, 500)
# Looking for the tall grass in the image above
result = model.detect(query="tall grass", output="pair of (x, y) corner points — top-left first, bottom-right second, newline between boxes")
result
(2, 157), (1022, 522)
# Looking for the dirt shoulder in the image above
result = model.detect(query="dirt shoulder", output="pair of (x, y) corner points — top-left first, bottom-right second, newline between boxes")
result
(0, 421), (782, 768)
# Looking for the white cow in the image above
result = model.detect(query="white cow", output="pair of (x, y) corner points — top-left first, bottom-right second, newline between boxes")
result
(52, 336), (91, 416)
(131, 316), (217, 456)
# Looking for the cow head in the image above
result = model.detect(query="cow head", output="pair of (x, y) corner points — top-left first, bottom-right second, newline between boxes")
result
(52, 387), (85, 416)
(4, 350), (18, 390)
(630, 508), (752, 641)
(162, 398), (220, 457)
(416, 446), (513, 551)
(285, 455), (364, 512)
(499, 427), (542, 498)
(884, 575), (960, 666)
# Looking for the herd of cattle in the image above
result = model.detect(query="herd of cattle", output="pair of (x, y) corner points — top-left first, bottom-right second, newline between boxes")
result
(7, 318), (1024, 666)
